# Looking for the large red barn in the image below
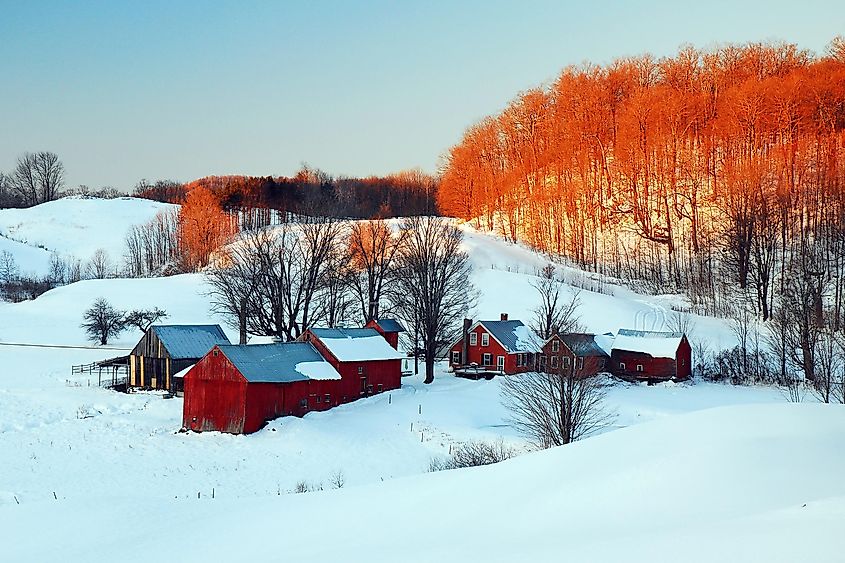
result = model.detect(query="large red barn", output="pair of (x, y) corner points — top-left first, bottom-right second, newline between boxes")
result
(609, 329), (692, 381)
(182, 342), (342, 434)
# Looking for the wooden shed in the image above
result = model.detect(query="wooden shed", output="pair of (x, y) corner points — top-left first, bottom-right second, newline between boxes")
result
(183, 342), (342, 434)
(609, 329), (692, 381)
(129, 324), (231, 392)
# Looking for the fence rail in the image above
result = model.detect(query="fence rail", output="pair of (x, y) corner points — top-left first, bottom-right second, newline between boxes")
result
(69, 363), (129, 389)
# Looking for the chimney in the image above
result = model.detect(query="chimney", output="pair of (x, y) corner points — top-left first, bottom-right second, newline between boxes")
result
(461, 318), (472, 366)
(500, 313), (509, 321)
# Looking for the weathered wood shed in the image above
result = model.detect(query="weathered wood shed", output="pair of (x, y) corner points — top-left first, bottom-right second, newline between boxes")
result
(183, 342), (341, 434)
(129, 324), (231, 392)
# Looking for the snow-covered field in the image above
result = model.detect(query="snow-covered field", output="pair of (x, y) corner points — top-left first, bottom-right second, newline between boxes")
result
(0, 197), (842, 562)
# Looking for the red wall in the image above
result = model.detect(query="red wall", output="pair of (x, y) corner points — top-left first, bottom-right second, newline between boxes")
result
(183, 350), (248, 434)
(364, 320), (400, 349)
(306, 332), (401, 399)
(449, 325), (532, 375)
(539, 336), (606, 377)
(610, 337), (691, 381)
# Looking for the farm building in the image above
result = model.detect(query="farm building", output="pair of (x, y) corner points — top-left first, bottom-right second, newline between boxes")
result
(539, 333), (609, 377)
(182, 342), (341, 434)
(448, 314), (540, 376)
(609, 329), (691, 381)
(302, 327), (405, 399)
(364, 318), (406, 350)
(129, 324), (231, 393)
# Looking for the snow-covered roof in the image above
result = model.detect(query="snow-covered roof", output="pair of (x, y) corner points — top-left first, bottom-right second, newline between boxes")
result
(218, 342), (341, 383)
(611, 329), (685, 359)
(372, 318), (406, 333)
(172, 363), (196, 380)
(309, 328), (405, 362)
(151, 325), (231, 359)
(476, 320), (541, 353)
(556, 333), (609, 358)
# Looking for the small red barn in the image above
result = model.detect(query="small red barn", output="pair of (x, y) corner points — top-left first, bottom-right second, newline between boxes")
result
(364, 318), (406, 350)
(302, 327), (404, 399)
(539, 333), (609, 377)
(610, 329), (691, 381)
(449, 314), (539, 376)
(182, 342), (341, 434)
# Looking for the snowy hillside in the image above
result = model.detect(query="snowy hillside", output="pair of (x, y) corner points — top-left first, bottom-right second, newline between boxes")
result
(0, 196), (176, 275)
(0, 197), (841, 561)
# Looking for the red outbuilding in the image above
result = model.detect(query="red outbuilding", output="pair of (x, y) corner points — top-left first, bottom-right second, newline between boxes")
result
(539, 333), (610, 377)
(609, 329), (692, 381)
(364, 318), (406, 350)
(183, 342), (342, 434)
(448, 314), (540, 376)
(302, 327), (404, 399)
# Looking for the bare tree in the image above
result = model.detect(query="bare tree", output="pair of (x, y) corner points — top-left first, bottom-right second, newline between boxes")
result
(529, 264), (581, 339)
(81, 298), (126, 345)
(86, 248), (112, 279)
(9, 151), (65, 206)
(393, 217), (476, 383)
(501, 368), (614, 448)
(348, 219), (406, 322)
(124, 307), (168, 333)
(0, 250), (19, 282)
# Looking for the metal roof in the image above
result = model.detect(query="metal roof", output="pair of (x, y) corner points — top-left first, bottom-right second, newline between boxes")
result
(151, 325), (231, 359)
(217, 342), (340, 383)
(477, 320), (540, 353)
(309, 327), (405, 361)
(557, 333), (609, 358)
(310, 328), (377, 340)
(373, 318), (406, 333)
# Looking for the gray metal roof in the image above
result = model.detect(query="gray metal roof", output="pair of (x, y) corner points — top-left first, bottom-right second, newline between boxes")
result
(617, 328), (684, 338)
(373, 318), (406, 333)
(151, 325), (231, 359)
(477, 320), (539, 353)
(558, 333), (609, 358)
(310, 327), (379, 340)
(217, 342), (338, 383)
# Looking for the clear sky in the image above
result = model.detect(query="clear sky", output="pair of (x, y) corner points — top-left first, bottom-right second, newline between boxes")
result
(1, 0), (843, 190)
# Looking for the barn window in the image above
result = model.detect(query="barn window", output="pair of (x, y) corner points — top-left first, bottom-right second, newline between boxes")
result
(377, 383), (383, 392)
(325, 394), (331, 403)
(551, 340), (559, 352)
(316, 394), (322, 403)
(299, 398), (308, 409)
(212, 349), (219, 357)
(619, 362), (626, 370)
(550, 355), (558, 368)
(469, 332), (477, 346)
(636, 364), (643, 372)
(481, 333), (490, 347)
(563, 356), (570, 367)
(482, 353), (492, 366)
(358, 366), (364, 375)
(451, 350), (461, 364)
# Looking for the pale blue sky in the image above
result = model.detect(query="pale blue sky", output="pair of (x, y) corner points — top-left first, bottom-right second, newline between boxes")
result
(1, 1), (843, 189)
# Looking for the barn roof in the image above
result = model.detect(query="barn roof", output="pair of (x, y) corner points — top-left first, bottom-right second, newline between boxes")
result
(218, 342), (341, 383)
(309, 328), (405, 361)
(151, 324), (231, 359)
(372, 318), (406, 333)
(557, 333), (609, 358)
(477, 320), (541, 353)
(611, 329), (685, 359)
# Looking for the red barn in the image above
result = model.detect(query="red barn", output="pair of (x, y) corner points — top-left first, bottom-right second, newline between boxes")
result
(302, 327), (404, 399)
(364, 318), (406, 350)
(182, 342), (341, 434)
(448, 314), (539, 376)
(539, 333), (610, 377)
(609, 329), (692, 381)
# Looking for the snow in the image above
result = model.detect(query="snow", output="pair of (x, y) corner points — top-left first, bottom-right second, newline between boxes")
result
(0, 196), (176, 272)
(612, 330), (684, 359)
(294, 360), (342, 380)
(172, 363), (196, 380)
(317, 334), (405, 362)
(0, 198), (841, 561)
(513, 323), (542, 350)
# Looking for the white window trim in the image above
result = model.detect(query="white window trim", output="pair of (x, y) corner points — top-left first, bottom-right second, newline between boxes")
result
(551, 340), (559, 352)
(483, 353), (492, 366)
(497, 355), (505, 369)
(481, 333), (490, 347)
(451, 350), (461, 364)
(469, 332), (477, 346)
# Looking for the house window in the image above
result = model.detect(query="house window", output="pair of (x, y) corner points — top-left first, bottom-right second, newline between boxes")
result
(550, 355), (559, 368)
(636, 364), (643, 372)
(497, 356), (505, 370)
(563, 356), (570, 367)
(551, 340), (559, 352)
(619, 362), (626, 370)
(516, 353), (523, 367)
(469, 332), (477, 346)
(539, 355), (547, 369)
(451, 350), (461, 365)
(483, 353), (492, 366)
(481, 333), (489, 347)
(578, 357), (584, 369)
(358, 366), (364, 375)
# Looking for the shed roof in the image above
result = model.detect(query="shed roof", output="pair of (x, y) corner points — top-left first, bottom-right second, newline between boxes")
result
(151, 325), (231, 359)
(611, 329), (685, 359)
(477, 320), (541, 353)
(372, 318), (406, 333)
(218, 342), (341, 383)
(309, 328), (405, 361)
(557, 333), (609, 358)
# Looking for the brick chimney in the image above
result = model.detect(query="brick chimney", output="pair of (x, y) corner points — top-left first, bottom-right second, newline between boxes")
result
(461, 318), (472, 366)
(500, 313), (509, 321)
